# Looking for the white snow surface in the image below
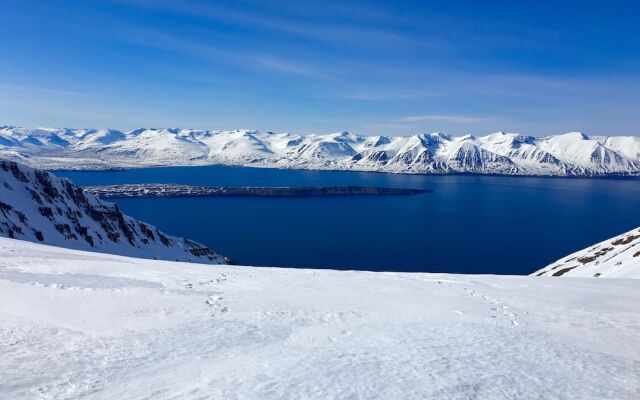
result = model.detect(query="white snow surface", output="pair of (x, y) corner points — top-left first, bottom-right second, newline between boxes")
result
(1, 237), (639, 399)
(2, 125), (640, 175)
(533, 227), (640, 278)
(0, 159), (226, 264)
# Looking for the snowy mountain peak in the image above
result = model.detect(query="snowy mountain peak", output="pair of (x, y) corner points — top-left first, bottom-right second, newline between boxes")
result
(566, 131), (589, 140)
(129, 127), (147, 136)
(0, 159), (228, 264)
(457, 134), (476, 141)
(429, 132), (450, 141)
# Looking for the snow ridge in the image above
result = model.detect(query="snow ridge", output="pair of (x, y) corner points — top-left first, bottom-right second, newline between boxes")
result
(0, 159), (228, 264)
(1, 126), (640, 175)
(532, 226), (640, 278)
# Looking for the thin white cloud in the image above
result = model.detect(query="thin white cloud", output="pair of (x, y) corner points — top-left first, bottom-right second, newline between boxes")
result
(335, 88), (434, 101)
(253, 55), (329, 79)
(398, 115), (490, 123)
(0, 83), (95, 98)
(119, 26), (333, 80)
(112, 0), (413, 48)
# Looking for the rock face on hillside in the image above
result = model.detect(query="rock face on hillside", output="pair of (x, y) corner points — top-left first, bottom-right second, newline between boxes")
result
(1, 126), (639, 175)
(0, 159), (228, 264)
(532, 227), (640, 278)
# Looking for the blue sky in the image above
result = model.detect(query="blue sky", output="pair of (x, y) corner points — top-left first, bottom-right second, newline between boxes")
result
(1, 0), (639, 136)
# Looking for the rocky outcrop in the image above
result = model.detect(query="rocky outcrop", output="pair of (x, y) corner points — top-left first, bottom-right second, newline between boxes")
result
(0, 159), (228, 264)
(532, 227), (640, 278)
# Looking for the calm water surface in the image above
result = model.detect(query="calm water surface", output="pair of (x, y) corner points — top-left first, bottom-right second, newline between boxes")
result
(58, 166), (640, 274)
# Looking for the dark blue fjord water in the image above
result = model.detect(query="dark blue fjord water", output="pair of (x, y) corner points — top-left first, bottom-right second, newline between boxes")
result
(57, 166), (640, 275)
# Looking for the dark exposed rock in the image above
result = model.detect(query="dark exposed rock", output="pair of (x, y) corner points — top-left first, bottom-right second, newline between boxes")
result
(86, 206), (134, 244)
(75, 225), (94, 246)
(158, 230), (172, 246)
(187, 246), (211, 257)
(139, 223), (155, 241)
(114, 205), (136, 246)
(34, 170), (59, 200)
(577, 247), (614, 264)
(39, 207), (54, 220)
(552, 266), (578, 277)
(1, 160), (29, 182)
(28, 188), (43, 204)
(612, 235), (640, 246)
(0, 202), (12, 215)
(107, 231), (120, 243)
(16, 211), (27, 224)
(184, 239), (217, 259)
(63, 179), (88, 207)
(65, 209), (83, 222)
(55, 223), (78, 240)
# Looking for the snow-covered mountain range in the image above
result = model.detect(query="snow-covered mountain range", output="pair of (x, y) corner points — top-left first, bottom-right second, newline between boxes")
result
(0, 159), (228, 264)
(1, 125), (639, 175)
(533, 227), (640, 278)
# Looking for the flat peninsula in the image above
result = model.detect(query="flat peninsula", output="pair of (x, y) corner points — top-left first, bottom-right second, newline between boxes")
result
(83, 184), (431, 198)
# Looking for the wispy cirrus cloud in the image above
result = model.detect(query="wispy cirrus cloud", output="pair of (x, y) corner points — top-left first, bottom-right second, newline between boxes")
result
(111, 0), (413, 48)
(397, 115), (490, 123)
(118, 26), (334, 80)
(252, 55), (331, 79)
(0, 83), (96, 98)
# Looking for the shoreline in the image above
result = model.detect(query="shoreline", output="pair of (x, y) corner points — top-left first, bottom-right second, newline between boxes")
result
(47, 161), (640, 180)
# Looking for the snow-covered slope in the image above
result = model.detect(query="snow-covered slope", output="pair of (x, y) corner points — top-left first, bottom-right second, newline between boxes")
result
(1, 237), (639, 399)
(0, 159), (227, 264)
(533, 227), (640, 278)
(2, 125), (640, 175)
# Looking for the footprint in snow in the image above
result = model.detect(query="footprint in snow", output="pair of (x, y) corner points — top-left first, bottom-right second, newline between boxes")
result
(463, 286), (520, 327)
(206, 295), (223, 305)
(206, 294), (229, 314)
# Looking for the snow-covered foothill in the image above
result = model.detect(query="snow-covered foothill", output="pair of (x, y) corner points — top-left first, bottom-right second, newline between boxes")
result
(532, 226), (640, 278)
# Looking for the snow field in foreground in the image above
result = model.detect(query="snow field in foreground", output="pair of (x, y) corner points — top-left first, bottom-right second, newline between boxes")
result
(1, 237), (639, 399)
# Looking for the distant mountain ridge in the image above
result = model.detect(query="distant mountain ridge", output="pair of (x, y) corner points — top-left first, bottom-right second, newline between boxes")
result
(0, 159), (228, 264)
(1, 125), (639, 175)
